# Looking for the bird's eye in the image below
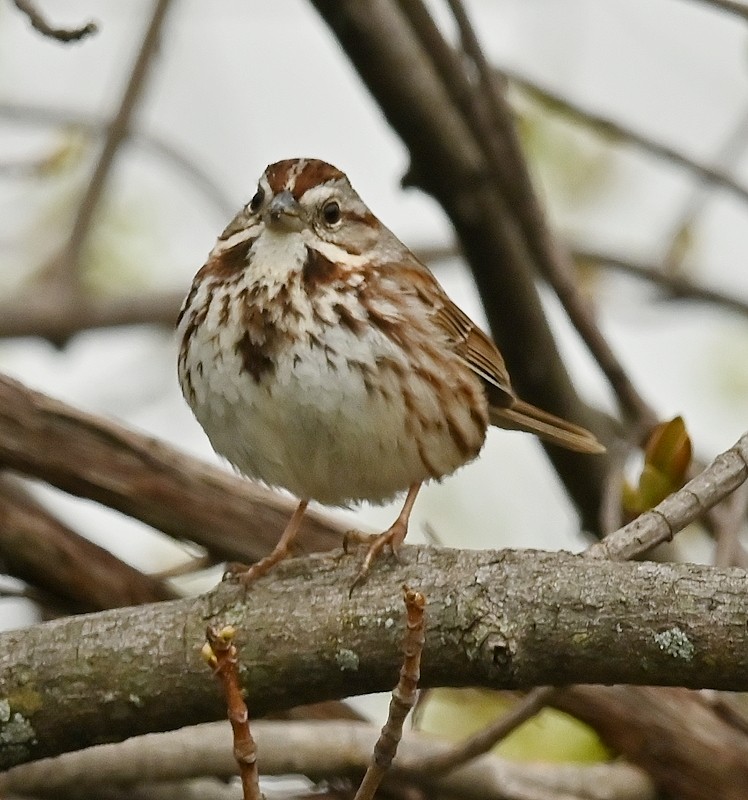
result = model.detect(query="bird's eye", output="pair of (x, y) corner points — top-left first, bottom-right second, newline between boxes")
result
(248, 187), (265, 213)
(321, 200), (341, 225)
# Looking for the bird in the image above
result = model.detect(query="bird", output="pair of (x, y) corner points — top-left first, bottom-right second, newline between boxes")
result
(177, 158), (604, 588)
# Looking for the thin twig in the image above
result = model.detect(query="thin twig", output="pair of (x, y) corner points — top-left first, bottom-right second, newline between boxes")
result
(686, 0), (748, 22)
(43, 0), (173, 291)
(575, 247), (748, 318)
(443, 0), (655, 429)
(12, 0), (97, 43)
(354, 587), (426, 800)
(501, 66), (748, 208)
(413, 241), (748, 319)
(661, 101), (748, 271)
(203, 626), (262, 800)
(0, 102), (235, 216)
(587, 431), (748, 561)
(411, 686), (556, 775)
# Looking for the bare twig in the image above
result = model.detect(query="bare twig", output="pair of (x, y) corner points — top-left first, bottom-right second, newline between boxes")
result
(409, 430), (748, 774)
(587, 431), (748, 561)
(12, 0), (97, 43)
(686, 0), (748, 22)
(203, 626), (262, 800)
(0, 101), (234, 216)
(575, 247), (748, 318)
(354, 587), (426, 800)
(42, 0), (173, 291)
(711, 484), (748, 567)
(411, 686), (556, 775)
(0, 719), (656, 800)
(662, 103), (748, 271)
(415, 241), (748, 319)
(439, 0), (654, 428)
(501, 66), (748, 208)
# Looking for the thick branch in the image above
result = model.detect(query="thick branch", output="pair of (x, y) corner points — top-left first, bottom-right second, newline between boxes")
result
(1, 547), (748, 768)
(0, 291), (184, 341)
(553, 686), (748, 800)
(0, 720), (656, 800)
(0, 475), (175, 611)
(310, 0), (609, 531)
(0, 374), (345, 564)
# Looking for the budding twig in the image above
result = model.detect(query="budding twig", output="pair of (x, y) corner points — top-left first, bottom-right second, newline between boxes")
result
(353, 587), (426, 800)
(203, 626), (262, 800)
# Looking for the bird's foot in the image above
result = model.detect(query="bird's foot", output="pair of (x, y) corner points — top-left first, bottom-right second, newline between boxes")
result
(344, 519), (408, 594)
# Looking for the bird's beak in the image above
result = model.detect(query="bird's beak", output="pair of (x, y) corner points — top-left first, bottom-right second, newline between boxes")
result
(266, 190), (305, 231)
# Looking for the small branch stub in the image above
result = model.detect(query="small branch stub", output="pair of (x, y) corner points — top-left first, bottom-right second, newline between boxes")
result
(354, 586), (426, 800)
(204, 625), (262, 800)
(12, 0), (97, 43)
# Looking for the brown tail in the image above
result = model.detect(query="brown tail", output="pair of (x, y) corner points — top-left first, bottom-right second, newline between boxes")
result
(490, 399), (605, 454)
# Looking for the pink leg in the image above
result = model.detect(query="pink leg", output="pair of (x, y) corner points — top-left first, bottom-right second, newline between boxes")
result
(345, 483), (421, 591)
(234, 499), (309, 585)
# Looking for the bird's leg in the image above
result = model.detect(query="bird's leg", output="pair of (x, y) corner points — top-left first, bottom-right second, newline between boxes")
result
(345, 483), (421, 591)
(226, 499), (309, 585)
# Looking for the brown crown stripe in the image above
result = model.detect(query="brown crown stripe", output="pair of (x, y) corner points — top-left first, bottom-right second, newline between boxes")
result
(264, 159), (298, 195)
(290, 159), (345, 198)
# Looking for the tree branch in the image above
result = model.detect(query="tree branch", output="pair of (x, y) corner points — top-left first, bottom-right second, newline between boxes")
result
(0, 374), (345, 564)
(575, 247), (748, 318)
(0, 719), (656, 800)
(442, 0), (654, 428)
(501, 65), (748, 209)
(0, 290), (184, 341)
(1, 546), (748, 768)
(310, 0), (610, 533)
(0, 475), (176, 611)
(553, 685), (748, 800)
(11, 0), (97, 43)
(40, 0), (173, 292)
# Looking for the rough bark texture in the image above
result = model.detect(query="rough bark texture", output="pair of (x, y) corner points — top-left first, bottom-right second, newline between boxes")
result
(0, 375), (345, 564)
(0, 476), (175, 611)
(554, 686), (748, 800)
(1, 546), (748, 769)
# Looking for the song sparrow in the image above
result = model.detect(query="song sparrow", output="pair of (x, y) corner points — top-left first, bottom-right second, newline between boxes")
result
(177, 158), (604, 587)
